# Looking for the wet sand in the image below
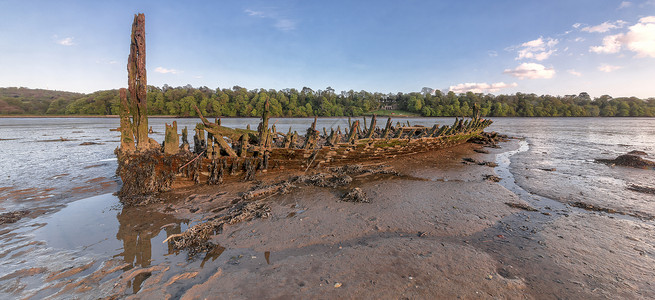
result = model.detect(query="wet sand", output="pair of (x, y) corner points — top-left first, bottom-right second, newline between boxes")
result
(3, 140), (654, 299)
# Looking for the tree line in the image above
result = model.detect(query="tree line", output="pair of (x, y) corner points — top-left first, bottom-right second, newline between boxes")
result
(2, 86), (654, 117)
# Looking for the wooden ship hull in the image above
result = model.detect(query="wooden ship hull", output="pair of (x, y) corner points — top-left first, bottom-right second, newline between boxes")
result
(113, 14), (493, 204)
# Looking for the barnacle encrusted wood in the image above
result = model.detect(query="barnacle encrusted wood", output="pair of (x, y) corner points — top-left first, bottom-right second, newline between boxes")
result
(128, 13), (149, 151)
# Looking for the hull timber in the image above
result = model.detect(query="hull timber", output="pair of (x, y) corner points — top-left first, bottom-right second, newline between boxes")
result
(113, 14), (493, 204)
(116, 118), (490, 203)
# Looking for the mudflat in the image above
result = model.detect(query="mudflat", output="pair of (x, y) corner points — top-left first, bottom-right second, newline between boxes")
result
(91, 139), (651, 299)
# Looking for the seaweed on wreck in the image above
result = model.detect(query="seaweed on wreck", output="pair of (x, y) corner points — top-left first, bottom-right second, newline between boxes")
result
(0, 210), (29, 225)
(164, 201), (271, 257)
(115, 149), (191, 206)
(165, 164), (393, 255)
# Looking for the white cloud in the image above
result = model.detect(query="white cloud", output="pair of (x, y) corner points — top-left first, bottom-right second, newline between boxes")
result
(503, 63), (556, 79)
(598, 64), (622, 72)
(275, 19), (296, 31)
(567, 69), (582, 77)
(619, 1), (632, 9)
(589, 16), (655, 57)
(641, 0), (655, 7)
(574, 37), (585, 42)
(57, 37), (74, 46)
(155, 67), (179, 74)
(244, 8), (296, 31)
(590, 34), (623, 53)
(245, 9), (265, 17)
(572, 23), (582, 29)
(487, 50), (498, 57)
(449, 82), (518, 94)
(621, 16), (655, 57)
(515, 37), (558, 61)
(581, 20), (627, 33)
(522, 38), (544, 48)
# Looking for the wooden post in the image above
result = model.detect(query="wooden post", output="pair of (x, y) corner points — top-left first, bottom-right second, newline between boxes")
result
(239, 134), (249, 157)
(163, 121), (179, 154)
(181, 126), (189, 149)
(290, 131), (298, 148)
(258, 98), (270, 147)
(327, 128), (336, 146)
(283, 127), (292, 148)
(118, 88), (135, 152)
(365, 114), (377, 139)
(194, 127), (206, 154)
(127, 14), (149, 151)
(347, 120), (360, 143)
(303, 117), (319, 149)
(381, 117), (392, 139)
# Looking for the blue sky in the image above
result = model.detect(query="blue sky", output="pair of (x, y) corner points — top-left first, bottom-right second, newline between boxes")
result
(1, 0), (654, 98)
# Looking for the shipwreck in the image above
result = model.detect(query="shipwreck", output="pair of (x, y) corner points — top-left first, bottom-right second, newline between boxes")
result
(115, 14), (494, 205)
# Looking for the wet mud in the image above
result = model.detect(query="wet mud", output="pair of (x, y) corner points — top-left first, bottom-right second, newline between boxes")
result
(2, 137), (654, 299)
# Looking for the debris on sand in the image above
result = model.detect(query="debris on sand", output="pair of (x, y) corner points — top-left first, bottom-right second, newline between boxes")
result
(290, 173), (352, 188)
(341, 187), (369, 203)
(463, 158), (497, 167)
(468, 131), (508, 148)
(505, 202), (537, 212)
(570, 201), (619, 214)
(596, 153), (655, 169)
(0, 210), (29, 225)
(330, 164), (399, 177)
(79, 142), (104, 146)
(627, 184), (655, 195)
(166, 201), (271, 256)
(167, 164), (394, 256)
(484, 175), (501, 182)
(241, 182), (294, 200)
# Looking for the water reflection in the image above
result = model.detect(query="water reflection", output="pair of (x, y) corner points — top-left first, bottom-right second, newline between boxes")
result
(115, 204), (184, 293)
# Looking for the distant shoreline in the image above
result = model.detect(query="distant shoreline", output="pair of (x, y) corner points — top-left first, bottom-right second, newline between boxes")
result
(1, 115), (653, 119)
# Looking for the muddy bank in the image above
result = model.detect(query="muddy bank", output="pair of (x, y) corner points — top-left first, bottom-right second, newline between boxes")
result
(4, 139), (654, 299)
(123, 139), (654, 299)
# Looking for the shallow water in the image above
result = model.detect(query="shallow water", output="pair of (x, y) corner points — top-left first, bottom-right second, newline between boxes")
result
(1, 116), (654, 298)
(488, 117), (655, 219)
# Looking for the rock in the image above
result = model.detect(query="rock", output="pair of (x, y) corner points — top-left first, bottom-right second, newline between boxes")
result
(627, 184), (655, 195)
(341, 187), (369, 203)
(334, 282), (342, 288)
(474, 149), (489, 154)
(505, 202), (537, 211)
(480, 161), (498, 167)
(0, 210), (29, 224)
(484, 175), (501, 182)
(627, 150), (648, 156)
(596, 154), (655, 169)
(540, 168), (556, 172)
(462, 157), (477, 164)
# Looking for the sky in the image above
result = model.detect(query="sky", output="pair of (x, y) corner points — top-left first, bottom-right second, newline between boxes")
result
(1, 0), (654, 98)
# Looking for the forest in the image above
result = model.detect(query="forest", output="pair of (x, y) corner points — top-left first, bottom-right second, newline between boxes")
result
(2, 86), (655, 117)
